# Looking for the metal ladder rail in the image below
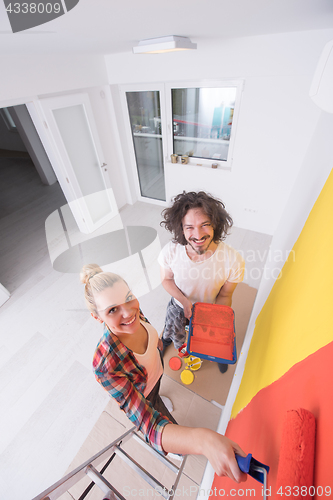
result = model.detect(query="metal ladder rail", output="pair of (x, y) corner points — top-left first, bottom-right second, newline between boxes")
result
(80, 432), (186, 500)
(32, 426), (187, 500)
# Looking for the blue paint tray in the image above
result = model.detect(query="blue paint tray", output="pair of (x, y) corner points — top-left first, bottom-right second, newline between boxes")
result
(187, 302), (237, 364)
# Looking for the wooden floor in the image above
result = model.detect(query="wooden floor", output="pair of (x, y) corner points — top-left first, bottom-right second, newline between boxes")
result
(0, 157), (271, 500)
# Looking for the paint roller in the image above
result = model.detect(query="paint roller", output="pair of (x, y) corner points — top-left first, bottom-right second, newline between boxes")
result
(276, 408), (316, 497)
(235, 408), (315, 498)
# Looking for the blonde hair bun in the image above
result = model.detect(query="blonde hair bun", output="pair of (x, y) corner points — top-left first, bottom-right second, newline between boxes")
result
(80, 264), (103, 285)
(80, 265), (125, 315)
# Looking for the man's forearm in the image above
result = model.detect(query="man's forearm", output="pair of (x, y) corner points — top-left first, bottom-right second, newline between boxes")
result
(161, 278), (188, 306)
(215, 294), (232, 307)
(215, 281), (238, 307)
(161, 278), (193, 319)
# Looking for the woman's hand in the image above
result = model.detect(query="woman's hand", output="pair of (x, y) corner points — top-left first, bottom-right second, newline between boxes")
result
(162, 425), (247, 483)
(201, 429), (247, 482)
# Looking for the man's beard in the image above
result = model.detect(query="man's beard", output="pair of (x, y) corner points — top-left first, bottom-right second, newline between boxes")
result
(188, 236), (214, 255)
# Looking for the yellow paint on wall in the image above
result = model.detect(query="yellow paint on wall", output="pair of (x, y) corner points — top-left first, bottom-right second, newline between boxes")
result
(231, 169), (333, 419)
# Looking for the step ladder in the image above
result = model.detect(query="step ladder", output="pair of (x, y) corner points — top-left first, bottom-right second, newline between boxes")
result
(32, 426), (187, 500)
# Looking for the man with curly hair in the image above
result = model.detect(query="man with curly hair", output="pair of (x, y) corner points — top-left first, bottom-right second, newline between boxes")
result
(158, 191), (245, 373)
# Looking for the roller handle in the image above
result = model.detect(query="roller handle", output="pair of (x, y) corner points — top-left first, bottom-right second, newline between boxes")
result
(235, 453), (252, 473)
(235, 453), (269, 484)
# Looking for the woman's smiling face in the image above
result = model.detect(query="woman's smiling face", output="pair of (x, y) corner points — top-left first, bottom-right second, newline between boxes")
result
(93, 280), (140, 336)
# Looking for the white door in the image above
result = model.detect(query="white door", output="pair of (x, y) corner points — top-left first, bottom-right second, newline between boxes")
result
(38, 93), (117, 234)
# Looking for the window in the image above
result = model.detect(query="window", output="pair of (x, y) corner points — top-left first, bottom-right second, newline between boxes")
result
(120, 80), (243, 204)
(166, 81), (243, 169)
(172, 87), (236, 160)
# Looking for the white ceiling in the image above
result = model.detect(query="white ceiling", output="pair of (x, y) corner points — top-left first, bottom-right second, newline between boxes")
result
(1, 0), (333, 57)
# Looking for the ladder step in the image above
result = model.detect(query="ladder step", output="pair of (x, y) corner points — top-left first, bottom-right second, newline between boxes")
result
(132, 432), (181, 473)
(85, 465), (125, 500)
(114, 445), (170, 499)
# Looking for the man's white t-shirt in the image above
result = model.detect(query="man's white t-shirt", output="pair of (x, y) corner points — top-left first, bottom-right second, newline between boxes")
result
(158, 241), (245, 307)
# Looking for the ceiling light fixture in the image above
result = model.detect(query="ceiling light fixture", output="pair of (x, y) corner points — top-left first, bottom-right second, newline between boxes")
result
(133, 35), (197, 54)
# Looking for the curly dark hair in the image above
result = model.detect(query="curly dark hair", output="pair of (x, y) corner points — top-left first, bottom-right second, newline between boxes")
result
(160, 191), (233, 245)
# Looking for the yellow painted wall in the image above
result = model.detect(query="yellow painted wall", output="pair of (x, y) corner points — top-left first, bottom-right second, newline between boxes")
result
(232, 168), (333, 418)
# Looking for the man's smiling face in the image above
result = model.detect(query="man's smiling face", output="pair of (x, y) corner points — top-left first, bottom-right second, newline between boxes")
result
(182, 207), (215, 255)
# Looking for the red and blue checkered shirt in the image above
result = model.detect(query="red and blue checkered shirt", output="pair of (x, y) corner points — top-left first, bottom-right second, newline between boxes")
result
(92, 322), (171, 455)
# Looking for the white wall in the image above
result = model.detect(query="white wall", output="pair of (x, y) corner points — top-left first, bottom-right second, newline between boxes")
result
(105, 29), (333, 235)
(250, 112), (333, 323)
(0, 54), (109, 104)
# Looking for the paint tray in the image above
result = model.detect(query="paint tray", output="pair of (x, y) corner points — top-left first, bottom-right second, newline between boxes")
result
(187, 302), (237, 364)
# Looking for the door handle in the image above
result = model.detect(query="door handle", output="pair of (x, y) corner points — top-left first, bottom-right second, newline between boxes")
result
(101, 163), (107, 168)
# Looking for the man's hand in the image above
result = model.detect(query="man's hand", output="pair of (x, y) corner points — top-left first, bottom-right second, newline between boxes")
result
(157, 338), (163, 351)
(182, 298), (193, 320)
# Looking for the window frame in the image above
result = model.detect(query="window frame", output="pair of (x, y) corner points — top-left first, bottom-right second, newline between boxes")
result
(164, 79), (244, 170)
(119, 82), (169, 206)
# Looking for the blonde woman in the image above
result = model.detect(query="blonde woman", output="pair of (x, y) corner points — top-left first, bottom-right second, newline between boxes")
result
(81, 264), (247, 483)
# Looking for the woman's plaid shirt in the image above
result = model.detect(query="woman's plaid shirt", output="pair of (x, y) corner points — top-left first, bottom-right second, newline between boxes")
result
(92, 324), (171, 454)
